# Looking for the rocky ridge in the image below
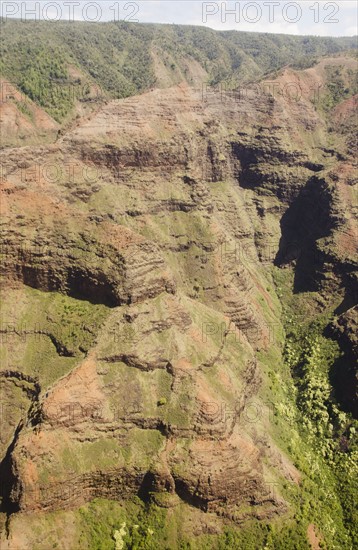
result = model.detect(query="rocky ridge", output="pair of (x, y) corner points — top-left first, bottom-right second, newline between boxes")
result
(0, 54), (357, 547)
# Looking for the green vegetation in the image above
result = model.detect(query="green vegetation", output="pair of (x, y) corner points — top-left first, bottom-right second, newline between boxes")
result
(0, 18), (356, 121)
(157, 397), (167, 407)
(0, 287), (109, 389)
(319, 65), (358, 113)
(272, 267), (358, 549)
(78, 498), (174, 550)
(283, 318), (358, 548)
(78, 497), (313, 549)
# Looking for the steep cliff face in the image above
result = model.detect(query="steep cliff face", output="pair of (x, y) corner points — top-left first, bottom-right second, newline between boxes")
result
(0, 53), (357, 548)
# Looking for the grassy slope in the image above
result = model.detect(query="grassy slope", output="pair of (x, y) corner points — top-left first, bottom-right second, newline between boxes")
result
(0, 18), (356, 121)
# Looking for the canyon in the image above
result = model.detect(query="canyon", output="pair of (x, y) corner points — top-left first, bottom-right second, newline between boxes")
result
(0, 20), (357, 549)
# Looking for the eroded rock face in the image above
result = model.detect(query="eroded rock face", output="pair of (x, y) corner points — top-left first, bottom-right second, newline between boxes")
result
(0, 57), (357, 528)
(1, 303), (289, 521)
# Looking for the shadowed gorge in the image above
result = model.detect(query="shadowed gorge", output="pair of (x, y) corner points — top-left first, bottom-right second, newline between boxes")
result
(275, 176), (337, 292)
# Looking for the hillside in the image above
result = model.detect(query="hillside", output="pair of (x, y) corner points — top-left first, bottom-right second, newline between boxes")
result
(0, 19), (357, 550)
(0, 18), (356, 128)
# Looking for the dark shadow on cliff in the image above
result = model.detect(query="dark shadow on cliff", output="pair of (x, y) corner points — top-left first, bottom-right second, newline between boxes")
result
(173, 478), (208, 511)
(274, 176), (335, 293)
(19, 263), (120, 307)
(334, 275), (358, 315)
(137, 471), (156, 503)
(328, 352), (358, 418)
(0, 422), (22, 516)
(325, 305), (358, 419)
